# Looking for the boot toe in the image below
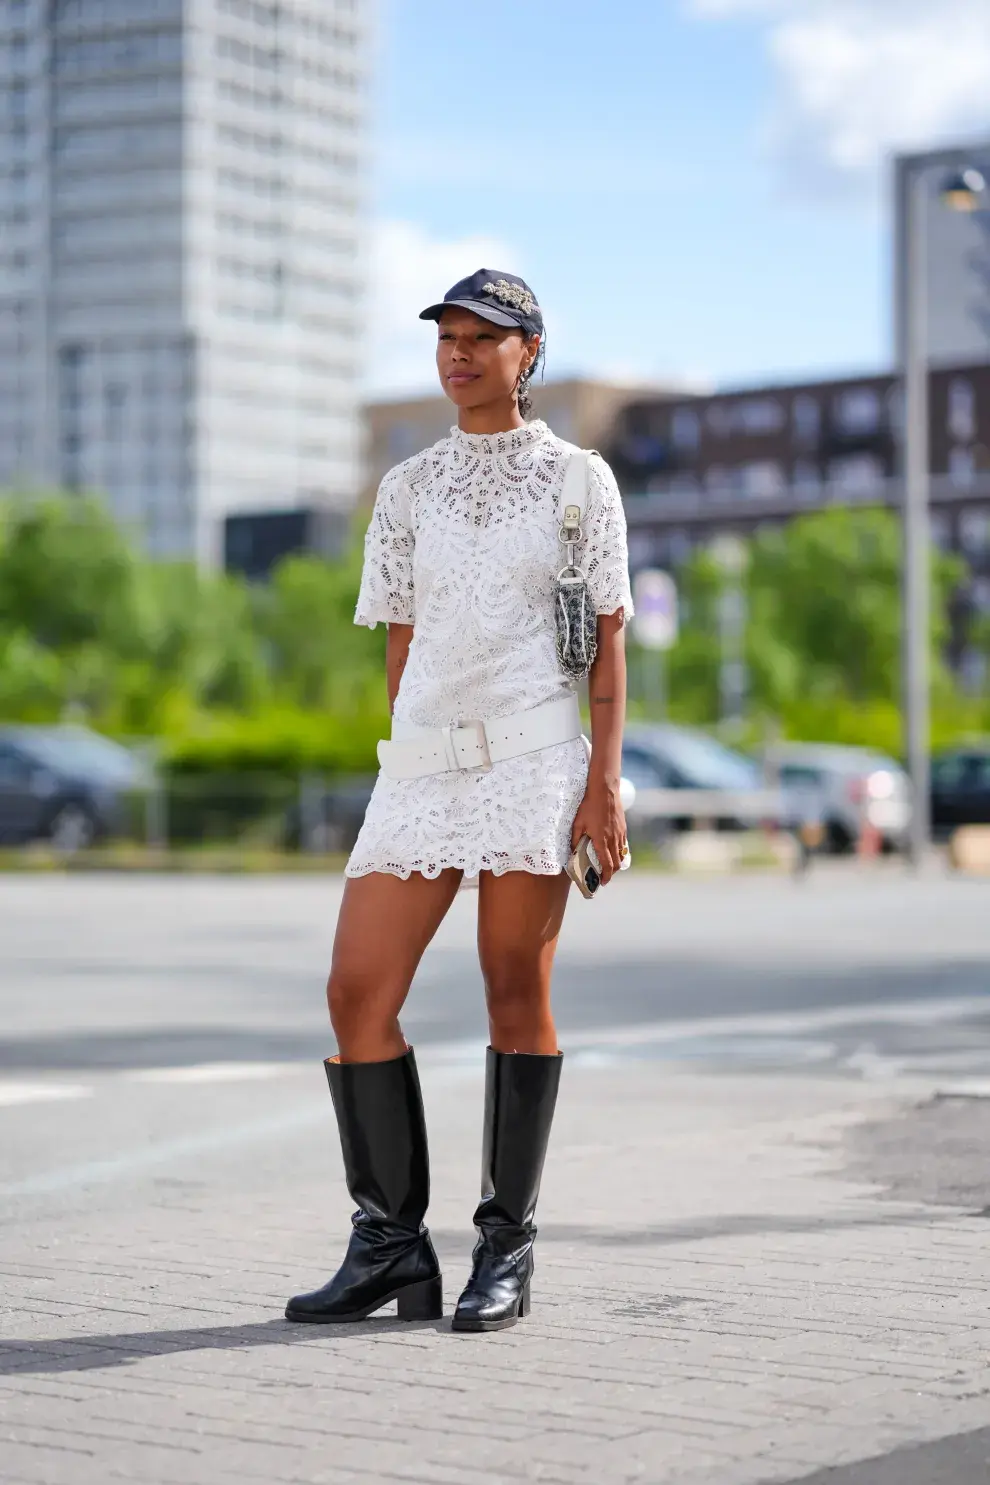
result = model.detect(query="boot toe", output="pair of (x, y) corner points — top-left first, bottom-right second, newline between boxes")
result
(451, 1279), (529, 1332)
(284, 1288), (333, 1322)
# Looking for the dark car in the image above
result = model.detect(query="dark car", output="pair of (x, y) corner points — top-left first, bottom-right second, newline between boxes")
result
(0, 725), (149, 851)
(622, 724), (762, 792)
(282, 777), (377, 853)
(621, 724), (769, 841)
(931, 747), (990, 837)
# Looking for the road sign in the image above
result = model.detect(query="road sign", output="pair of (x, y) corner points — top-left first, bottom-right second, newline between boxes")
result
(632, 568), (678, 651)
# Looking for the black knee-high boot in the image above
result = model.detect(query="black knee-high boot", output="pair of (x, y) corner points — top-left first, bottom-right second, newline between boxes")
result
(285, 1049), (442, 1323)
(452, 1047), (562, 1333)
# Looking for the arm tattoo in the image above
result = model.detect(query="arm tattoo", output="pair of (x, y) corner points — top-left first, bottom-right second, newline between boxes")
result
(592, 695), (615, 704)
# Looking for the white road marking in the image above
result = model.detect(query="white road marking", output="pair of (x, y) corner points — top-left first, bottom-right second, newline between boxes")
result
(554, 992), (990, 1051)
(124, 1061), (306, 1085)
(934, 1078), (990, 1099)
(0, 1103), (328, 1197)
(0, 1082), (93, 1108)
(420, 994), (990, 1077)
(5, 992), (990, 1196)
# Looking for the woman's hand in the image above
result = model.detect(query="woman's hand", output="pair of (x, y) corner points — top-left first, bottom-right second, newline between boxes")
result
(577, 610), (628, 888)
(571, 771), (627, 886)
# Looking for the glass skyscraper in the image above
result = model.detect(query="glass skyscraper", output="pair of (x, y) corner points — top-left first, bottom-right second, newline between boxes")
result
(0, 0), (367, 563)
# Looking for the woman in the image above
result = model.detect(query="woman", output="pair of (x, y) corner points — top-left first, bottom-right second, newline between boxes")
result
(285, 268), (632, 1333)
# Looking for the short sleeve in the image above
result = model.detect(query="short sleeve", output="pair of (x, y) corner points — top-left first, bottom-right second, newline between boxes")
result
(584, 454), (634, 621)
(354, 465), (415, 629)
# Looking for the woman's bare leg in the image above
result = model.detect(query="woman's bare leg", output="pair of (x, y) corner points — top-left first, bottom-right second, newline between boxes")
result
(476, 870), (571, 1054)
(328, 869), (462, 1062)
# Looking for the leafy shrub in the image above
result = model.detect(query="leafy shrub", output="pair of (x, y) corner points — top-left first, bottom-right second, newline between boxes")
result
(161, 704), (388, 778)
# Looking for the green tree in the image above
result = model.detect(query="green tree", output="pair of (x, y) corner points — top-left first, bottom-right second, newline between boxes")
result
(653, 506), (969, 748)
(0, 493), (143, 654)
(654, 546), (722, 724)
(102, 562), (272, 732)
(0, 630), (67, 722)
(0, 495), (273, 728)
(257, 550), (386, 714)
(746, 507), (961, 712)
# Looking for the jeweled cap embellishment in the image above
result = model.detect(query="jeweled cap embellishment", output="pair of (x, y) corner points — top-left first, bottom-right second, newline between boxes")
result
(419, 268), (543, 333)
(482, 280), (537, 315)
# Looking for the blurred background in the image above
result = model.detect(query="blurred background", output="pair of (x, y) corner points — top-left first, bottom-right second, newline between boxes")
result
(0, 0), (989, 870)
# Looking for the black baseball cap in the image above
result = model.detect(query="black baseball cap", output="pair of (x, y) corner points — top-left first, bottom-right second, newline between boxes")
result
(419, 268), (543, 337)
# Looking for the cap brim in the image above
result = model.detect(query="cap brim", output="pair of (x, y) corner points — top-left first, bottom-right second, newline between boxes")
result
(419, 298), (520, 329)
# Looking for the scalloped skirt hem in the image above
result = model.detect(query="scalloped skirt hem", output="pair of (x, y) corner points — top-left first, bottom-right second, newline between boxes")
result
(344, 857), (568, 882)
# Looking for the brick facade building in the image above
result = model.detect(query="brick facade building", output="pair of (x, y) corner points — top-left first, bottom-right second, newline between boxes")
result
(603, 364), (990, 687)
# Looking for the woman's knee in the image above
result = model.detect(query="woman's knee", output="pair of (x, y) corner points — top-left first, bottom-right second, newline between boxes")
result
(484, 955), (549, 1033)
(327, 967), (386, 1038)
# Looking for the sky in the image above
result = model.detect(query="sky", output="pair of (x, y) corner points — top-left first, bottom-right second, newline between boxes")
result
(366, 0), (990, 399)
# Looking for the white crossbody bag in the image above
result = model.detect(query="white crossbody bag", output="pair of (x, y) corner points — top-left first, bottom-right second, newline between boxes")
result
(554, 446), (599, 682)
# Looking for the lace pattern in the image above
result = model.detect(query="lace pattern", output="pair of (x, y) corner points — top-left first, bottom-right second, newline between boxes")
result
(348, 421), (633, 879)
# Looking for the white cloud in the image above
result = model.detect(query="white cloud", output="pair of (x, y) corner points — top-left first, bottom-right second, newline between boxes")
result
(688, 0), (990, 191)
(365, 220), (520, 398)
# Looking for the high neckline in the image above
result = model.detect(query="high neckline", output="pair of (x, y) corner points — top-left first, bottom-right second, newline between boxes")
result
(449, 420), (550, 456)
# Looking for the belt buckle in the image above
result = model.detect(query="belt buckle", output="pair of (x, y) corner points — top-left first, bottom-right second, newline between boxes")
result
(453, 718), (492, 774)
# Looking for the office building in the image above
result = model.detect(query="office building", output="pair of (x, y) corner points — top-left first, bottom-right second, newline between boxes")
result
(0, 0), (367, 565)
(361, 377), (683, 507)
(604, 364), (990, 687)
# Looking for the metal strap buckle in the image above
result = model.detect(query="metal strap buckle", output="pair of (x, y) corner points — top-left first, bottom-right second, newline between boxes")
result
(443, 718), (492, 774)
(559, 503), (584, 571)
(559, 502), (583, 538)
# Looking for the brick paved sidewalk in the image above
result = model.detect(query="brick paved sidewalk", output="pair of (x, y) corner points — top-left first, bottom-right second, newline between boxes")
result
(4, 1060), (990, 1485)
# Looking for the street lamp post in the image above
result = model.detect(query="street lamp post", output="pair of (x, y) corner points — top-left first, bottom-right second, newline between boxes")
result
(711, 534), (748, 740)
(894, 149), (987, 868)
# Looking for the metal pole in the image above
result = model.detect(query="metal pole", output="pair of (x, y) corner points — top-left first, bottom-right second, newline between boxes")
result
(145, 764), (167, 854)
(901, 164), (931, 867)
(714, 539), (747, 739)
(645, 647), (665, 719)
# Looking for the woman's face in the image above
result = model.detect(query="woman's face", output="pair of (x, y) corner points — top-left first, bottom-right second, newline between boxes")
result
(436, 307), (540, 410)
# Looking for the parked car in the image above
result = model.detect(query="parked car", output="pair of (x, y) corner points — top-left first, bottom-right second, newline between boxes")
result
(762, 742), (912, 854)
(0, 725), (150, 851)
(931, 746), (990, 837)
(621, 724), (768, 841)
(282, 778), (377, 853)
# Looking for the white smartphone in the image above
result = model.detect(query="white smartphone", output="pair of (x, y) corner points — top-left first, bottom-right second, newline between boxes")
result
(566, 835), (602, 899)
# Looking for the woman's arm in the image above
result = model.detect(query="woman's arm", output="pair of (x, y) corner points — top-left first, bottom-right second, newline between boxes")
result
(386, 623), (414, 714)
(570, 610), (627, 885)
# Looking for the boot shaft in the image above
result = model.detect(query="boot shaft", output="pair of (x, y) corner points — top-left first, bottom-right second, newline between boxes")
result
(324, 1050), (429, 1232)
(478, 1048), (563, 1232)
(453, 1048), (563, 1331)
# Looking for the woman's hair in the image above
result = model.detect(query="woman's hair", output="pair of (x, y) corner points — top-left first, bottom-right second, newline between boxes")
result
(516, 339), (545, 420)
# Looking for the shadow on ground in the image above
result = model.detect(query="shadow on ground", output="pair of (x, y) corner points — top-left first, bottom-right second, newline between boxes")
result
(0, 1315), (447, 1376)
(772, 1424), (990, 1485)
(2, 1208), (963, 1378)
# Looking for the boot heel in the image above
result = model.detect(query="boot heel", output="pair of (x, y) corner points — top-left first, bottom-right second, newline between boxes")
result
(397, 1275), (443, 1321)
(519, 1282), (531, 1318)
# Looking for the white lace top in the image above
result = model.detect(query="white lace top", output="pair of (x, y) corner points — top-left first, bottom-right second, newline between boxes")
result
(346, 419), (633, 880)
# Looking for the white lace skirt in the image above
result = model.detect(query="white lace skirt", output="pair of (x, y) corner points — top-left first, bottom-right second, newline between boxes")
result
(345, 737), (589, 880)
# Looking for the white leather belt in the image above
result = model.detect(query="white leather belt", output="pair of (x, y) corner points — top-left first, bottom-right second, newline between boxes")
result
(377, 693), (582, 781)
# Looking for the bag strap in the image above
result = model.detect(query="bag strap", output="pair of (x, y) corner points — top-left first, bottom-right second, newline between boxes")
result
(556, 443), (596, 540)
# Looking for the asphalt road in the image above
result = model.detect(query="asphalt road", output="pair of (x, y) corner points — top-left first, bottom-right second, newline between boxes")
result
(3, 868), (990, 1484)
(1, 867), (989, 1076)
